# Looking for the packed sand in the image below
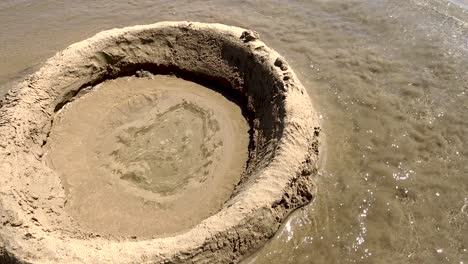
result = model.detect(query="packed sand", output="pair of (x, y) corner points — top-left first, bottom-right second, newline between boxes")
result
(0, 22), (319, 263)
(44, 75), (249, 237)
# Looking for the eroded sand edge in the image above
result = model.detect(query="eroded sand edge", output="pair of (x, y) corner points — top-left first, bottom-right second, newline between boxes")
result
(0, 22), (320, 263)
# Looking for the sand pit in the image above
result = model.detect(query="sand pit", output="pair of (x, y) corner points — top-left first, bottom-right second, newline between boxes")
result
(0, 22), (320, 263)
(45, 75), (250, 237)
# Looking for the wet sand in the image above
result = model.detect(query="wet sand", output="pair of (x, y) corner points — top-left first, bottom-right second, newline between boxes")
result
(45, 75), (249, 237)
(0, 22), (319, 263)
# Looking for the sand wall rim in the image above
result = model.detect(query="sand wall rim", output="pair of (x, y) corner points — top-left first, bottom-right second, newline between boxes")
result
(0, 21), (320, 263)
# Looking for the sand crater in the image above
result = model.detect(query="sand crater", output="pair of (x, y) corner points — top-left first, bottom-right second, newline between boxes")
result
(0, 22), (320, 263)
(44, 75), (250, 237)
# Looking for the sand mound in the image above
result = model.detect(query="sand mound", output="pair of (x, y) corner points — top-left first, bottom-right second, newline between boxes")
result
(0, 22), (320, 263)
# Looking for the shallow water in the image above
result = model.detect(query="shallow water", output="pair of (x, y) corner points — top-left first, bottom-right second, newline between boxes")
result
(44, 75), (249, 237)
(1, 0), (467, 263)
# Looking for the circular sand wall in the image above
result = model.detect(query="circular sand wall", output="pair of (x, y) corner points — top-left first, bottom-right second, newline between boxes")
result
(0, 22), (320, 263)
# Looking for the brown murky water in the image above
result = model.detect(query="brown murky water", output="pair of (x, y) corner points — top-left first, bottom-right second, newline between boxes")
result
(44, 75), (249, 237)
(0, 0), (467, 263)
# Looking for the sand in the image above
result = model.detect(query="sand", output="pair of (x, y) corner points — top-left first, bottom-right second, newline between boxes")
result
(45, 75), (250, 237)
(0, 22), (320, 263)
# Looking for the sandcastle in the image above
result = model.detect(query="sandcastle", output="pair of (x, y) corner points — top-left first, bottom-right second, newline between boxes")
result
(0, 22), (320, 263)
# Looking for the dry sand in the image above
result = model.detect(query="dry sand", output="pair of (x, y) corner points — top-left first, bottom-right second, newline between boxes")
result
(0, 22), (320, 263)
(45, 75), (249, 237)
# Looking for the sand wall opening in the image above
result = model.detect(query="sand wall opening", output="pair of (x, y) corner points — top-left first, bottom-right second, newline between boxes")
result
(0, 22), (320, 263)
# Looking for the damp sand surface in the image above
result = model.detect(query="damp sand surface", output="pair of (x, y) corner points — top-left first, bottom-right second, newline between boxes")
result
(44, 75), (249, 237)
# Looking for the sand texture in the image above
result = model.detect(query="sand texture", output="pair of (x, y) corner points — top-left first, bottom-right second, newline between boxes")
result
(0, 22), (320, 263)
(45, 75), (250, 237)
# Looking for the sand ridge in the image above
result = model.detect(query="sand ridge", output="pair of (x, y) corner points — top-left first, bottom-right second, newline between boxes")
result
(0, 22), (320, 263)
